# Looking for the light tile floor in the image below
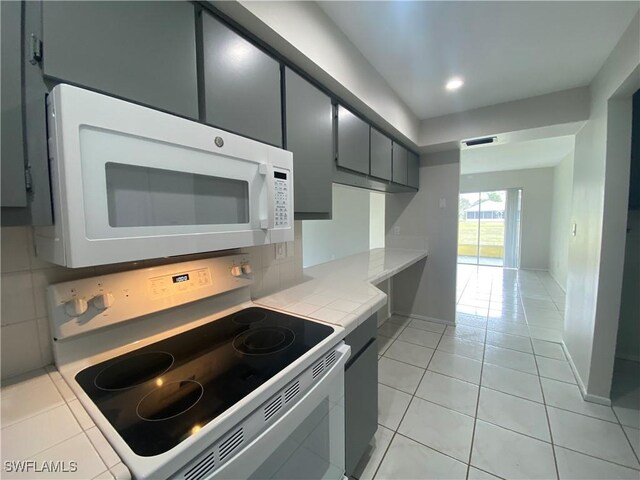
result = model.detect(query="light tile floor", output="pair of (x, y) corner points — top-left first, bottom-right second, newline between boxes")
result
(352, 265), (640, 480)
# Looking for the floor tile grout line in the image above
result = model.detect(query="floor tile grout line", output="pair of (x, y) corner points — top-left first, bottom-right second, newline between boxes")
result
(529, 312), (561, 480)
(465, 278), (491, 480)
(370, 329), (448, 479)
(611, 404), (640, 466)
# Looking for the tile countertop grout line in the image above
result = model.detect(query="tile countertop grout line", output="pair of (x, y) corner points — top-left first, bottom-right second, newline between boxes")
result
(255, 248), (428, 335)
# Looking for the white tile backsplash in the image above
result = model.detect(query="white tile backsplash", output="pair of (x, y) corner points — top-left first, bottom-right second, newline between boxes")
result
(0, 222), (305, 381)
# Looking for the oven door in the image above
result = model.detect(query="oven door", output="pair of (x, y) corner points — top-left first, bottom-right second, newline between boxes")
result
(39, 84), (293, 267)
(208, 347), (348, 480)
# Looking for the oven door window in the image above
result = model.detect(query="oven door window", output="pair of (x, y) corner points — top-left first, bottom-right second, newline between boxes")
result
(105, 163), (249, 227)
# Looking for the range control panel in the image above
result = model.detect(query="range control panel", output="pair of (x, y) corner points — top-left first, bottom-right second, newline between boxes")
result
(47, 254), (252, 341)
(148, 268), (211, 299)
(274, 169), (290, 228)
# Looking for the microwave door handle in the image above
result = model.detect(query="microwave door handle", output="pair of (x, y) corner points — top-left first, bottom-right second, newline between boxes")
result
(259, 164), (275, 230)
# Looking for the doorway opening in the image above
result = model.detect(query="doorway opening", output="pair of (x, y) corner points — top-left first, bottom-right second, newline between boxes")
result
(457, 189), (522, 268)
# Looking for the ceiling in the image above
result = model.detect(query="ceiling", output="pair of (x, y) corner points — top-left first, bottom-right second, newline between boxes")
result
(318, 1), (639, 120)
(460, 135), (575, 175)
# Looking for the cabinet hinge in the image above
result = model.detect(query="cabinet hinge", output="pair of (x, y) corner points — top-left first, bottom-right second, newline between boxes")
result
(29, 33), (43, 65)
(24, 166), (33, 192)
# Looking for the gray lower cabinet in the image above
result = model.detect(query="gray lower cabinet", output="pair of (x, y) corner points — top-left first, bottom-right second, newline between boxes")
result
(42, 1), (198, 119)
(392, 142), (408, 185)
(344, 314), (378, 477)
(407, 151), (420, 189)
(370, 128), (392, 181)
(1, 1), (27, 209)
(337, 106), (370, 175)
(285, 68), (333, 219)
(201, 11), (282, 147)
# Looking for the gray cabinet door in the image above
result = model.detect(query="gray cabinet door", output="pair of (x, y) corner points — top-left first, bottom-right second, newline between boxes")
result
(392, 142), (408, 185)
(42, 1), (198, 119)
(285, 68), (333, 219)
(1, 1), (27, 207)
(370, 128), (392, 181)
(337, 106), (370, 175)
(407, 151), (420, 189)
(201, 12), (282, 147)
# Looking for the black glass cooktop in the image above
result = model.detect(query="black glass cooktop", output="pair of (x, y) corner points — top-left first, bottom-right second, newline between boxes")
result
(75, 307), (334, 457)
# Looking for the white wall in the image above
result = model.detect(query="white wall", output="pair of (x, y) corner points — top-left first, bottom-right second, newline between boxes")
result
(215, 1), (420, 145)
(387, 153), (460, 323)
(0, 224), (305, 380)
(303, 184), (371, 268)
(549, 151), (575, 289)
(564, 12), (639, 402)
(460, 167), (555, 270)
(369, 191), (385, 249)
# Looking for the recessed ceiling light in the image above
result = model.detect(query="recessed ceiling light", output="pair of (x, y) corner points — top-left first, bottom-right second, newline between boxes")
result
(446, 77), (464, 91)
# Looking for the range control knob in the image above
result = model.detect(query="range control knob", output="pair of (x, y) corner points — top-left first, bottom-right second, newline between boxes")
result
(93, 293), (115, 310)
(230, 265), (243, 277)
(64, 298), (88, 317)
(241, 263), (252, 275)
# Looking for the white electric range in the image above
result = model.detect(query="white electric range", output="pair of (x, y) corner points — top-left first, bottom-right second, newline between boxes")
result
(46, 253), (349, 479)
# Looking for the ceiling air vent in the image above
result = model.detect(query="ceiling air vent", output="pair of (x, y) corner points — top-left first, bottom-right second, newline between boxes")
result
(184, 451), (215, 480)
(219, 428), (244, 461)
(284, 381), (300, 403)
(464, 136), (497, 147)
(264, 396), (283, 422)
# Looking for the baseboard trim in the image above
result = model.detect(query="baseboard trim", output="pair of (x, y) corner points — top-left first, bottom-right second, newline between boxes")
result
(392, 311), (455, 326)
(561, 341), (612, 406)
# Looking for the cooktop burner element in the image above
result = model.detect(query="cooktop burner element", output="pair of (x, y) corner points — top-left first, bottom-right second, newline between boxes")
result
(137, 380), (204, 421)
(94, 352), (174, 391)
(75, 307), (334, 457)
(233, 327), (295, 355)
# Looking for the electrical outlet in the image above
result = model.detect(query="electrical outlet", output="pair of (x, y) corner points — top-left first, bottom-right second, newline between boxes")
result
(275, 242), (286, 260)
(439, 198), (446, 208)
(393, 226), (401, 235)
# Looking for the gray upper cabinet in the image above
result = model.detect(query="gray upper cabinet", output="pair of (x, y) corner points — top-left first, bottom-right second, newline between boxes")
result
(337, 106), (370, 175)
(42, 1), (198, 119)
(201, 11), (282, 147)
(407, 151), (419, 189)
(370, 128), (392, 181)
(1, 1), (27, 208)
(392, 142), (408, 185)
(285, 68), (333, 219)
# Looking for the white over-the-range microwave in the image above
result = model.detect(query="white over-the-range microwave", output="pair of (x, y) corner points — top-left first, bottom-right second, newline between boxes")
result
(34, 84), (293, 268)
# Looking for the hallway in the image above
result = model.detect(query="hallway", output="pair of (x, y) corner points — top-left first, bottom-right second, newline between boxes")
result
(355, 266), (640, 479)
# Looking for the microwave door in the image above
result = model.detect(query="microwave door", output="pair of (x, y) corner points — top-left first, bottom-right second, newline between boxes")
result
(36, 84), (293, 268)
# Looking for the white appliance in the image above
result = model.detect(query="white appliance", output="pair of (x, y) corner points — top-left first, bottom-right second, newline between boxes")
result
(35, 84), (294, 268)
(47, 253), (349, 479)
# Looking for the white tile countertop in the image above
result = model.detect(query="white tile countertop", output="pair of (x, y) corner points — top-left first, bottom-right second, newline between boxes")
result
(0, 367), (130, 479)
(0, 248), (426, 478)
(255, 248), (428, 335)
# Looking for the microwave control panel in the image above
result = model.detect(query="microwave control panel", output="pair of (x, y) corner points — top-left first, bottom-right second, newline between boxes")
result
(274, 169), (290, 228)
(148, 268), (211, 299)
